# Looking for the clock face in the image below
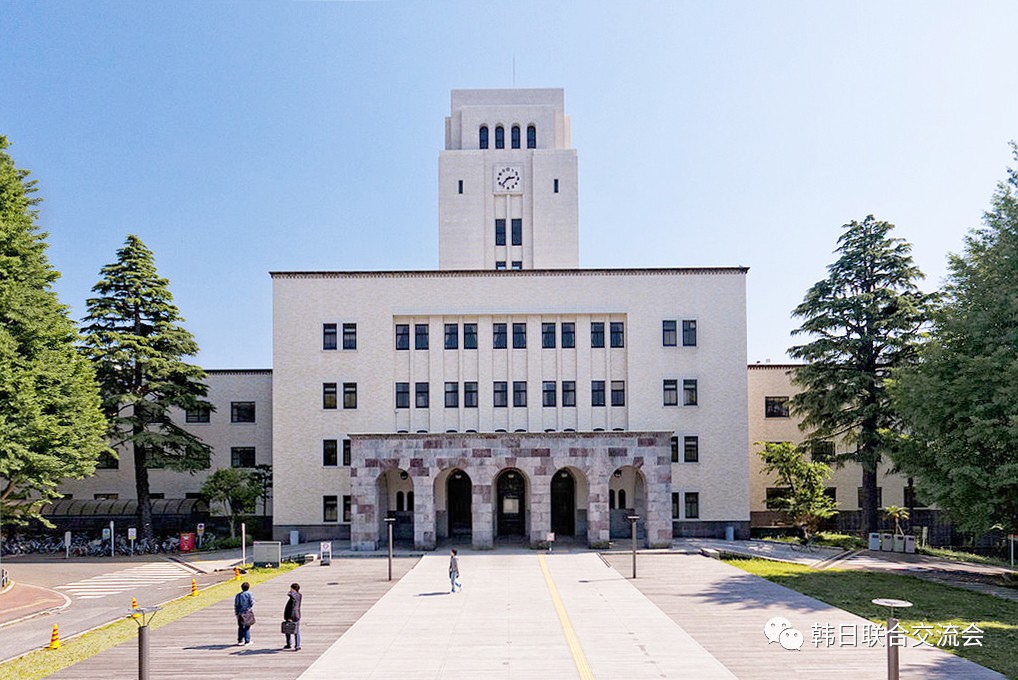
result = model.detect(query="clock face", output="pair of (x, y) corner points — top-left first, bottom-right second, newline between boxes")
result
(494, 166), (522, 193)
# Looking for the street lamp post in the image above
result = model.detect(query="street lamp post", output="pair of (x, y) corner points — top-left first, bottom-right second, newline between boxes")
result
(627, 515), (640, 578)
(129, 606), (162, 680)
(383, 517), (396, 581)
(872, 598), (913, 680)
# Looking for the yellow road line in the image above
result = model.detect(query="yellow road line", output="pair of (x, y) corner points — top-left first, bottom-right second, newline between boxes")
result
(538, 553), (595, 680)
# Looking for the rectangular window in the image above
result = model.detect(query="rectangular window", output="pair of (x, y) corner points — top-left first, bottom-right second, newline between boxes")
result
(683, 379), (698, 406)
(323, 495), (338, 522)
(511, 218), (522, 246)
(610, 322), (625, 348)
(493, 381), (508, 408)
(495, 218), (506, 246)
(810, 441), (835, 462)
(682, 320), (697, 347)
(765, 397), (790, 418)
(343, 382), (357, 409)
(457, 179), (463, 194)
(590, 322), (605, 348)
(343, 495), (352, 522)
(395, 382), (410, 409)
(185, 407), (210, 424)
(611, 380), (626, 407)
(395, 324), (410, 350)
(684, 492), (700, 519)
(511, 125), (520, 149)
(464, 381), (478, 408)
(414, 324), (429, 350)
(553, 178), (559, 193)
(663, 379), (678, 406)
(765, 487), (790, 511)
(323, 439), (338, 466)
(561, 322), (575, 348)
(662, 320), (677, 347)
(463, 323), (478, 349)
(857, 487), (883, 508)
(445, 382), (459, 408)
(322, 384), (337, 410)
(231, 401), (256, 423)
(445, 323), (459, 350)
(493, 323), (507, 349)
(511, 261), (523, 270)
(542, 322), (556, 348)
(496, 261), (506, 270)
(543, 381), (556, 407)
(562, 380), (576, 407)
(323, 323), (337, 350)
(231, 447), (256, 468)
(672, 492), (681, 519)
(96, 451), (119, 469)
(904, 483), (927, 508)
(342, 323), (357, 350)
(591, 380), (605, 407)
(513, 381), (527, 407)
(512, 322), (526, 348)
(671, 436), (679, 463)
(684, 436), (699, 463)
(343, 439), (351, 467)
(415, 382), (429, 408)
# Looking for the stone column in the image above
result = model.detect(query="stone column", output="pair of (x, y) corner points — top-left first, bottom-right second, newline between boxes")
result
(472, 482), (493, 549)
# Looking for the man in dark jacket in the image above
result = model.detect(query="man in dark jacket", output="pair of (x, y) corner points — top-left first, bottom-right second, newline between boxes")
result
(234, 581), (254, 646)
(283, 583), (302, 650)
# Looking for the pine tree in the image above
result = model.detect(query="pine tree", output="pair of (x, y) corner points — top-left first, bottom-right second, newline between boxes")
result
(82, 235), (212, 541)
(892, 145), (1018, 535)
(0, 136), (108, 523)
(789, 215), (932, 536)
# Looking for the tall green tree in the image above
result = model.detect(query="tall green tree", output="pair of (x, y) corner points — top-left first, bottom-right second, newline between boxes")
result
(201, 468), (259, 539)
(892, 146), (1018, 536)
(82, 235), (212, 541)
(0, 136), (108, 524)
(757, 441), (838, 536)
(789, 215), (932, 536)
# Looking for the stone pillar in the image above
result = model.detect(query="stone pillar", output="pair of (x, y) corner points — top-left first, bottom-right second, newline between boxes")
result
(413, 469), (436, 551)
(588, 481), (611, 545)
(472, 482), (493, 548)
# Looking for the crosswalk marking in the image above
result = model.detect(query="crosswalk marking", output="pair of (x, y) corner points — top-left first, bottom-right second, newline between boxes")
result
(57, 560), (196, 599)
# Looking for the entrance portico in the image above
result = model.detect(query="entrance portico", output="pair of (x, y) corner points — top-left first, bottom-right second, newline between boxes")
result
(350, 431), (673, 550)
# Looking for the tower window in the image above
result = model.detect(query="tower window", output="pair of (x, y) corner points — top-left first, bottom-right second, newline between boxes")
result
(511, 125), (521, 149)
(553, 179), (559, 193)
(457, 179), (463, 194)
(323, 323), (337, 350)
(511, 218), (522, 246)
(591, 322), (605, 348)
(511, 261), (522, 270)
(495, 219), (506, 246)
(527, 125), (536, 149)
(495, 261), (506, 270)
(415, 323), (429, 350)
(495, 126), (505, 149)
(479, 126), (489, 149)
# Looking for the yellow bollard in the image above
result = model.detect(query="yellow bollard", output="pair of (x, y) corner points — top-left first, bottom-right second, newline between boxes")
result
(234, 567), (240, 581)
(48, 624), (60, 650)
(131, 597), (140, 618)
(190, 578), (198, 596)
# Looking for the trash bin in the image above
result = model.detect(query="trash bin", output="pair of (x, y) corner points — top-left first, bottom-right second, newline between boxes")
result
(725, 525), (735, 541)
(880, 533), (894, 551)
(289, 530), (300, 546)
(904, 535), (916, 554)
(893, 534), (906, 552)
(868, 533), (881, 551)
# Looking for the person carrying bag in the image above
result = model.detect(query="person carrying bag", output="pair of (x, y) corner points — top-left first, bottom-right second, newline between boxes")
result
(234, 581), (255, 646)
(282, 583), (302, 650)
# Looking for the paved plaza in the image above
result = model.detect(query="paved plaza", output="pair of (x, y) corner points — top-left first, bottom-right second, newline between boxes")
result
(27, 549), (1003, 679)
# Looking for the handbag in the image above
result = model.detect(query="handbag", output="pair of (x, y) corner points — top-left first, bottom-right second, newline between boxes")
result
(239, 610), (256, 626)
(281, 620), (297, 635)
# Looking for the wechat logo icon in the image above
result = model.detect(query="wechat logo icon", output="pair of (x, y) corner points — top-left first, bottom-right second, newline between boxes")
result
(764, 617), (804, 651)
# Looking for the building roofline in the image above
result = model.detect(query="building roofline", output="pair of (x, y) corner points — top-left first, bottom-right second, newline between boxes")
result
(270, 267), (749, 280)
(349, 430), (675, 440)
(205, 369), (272, 375)
(748, 363), (801, 370)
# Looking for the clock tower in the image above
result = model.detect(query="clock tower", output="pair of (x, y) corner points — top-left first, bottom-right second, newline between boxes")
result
(438, 89), (579, 270)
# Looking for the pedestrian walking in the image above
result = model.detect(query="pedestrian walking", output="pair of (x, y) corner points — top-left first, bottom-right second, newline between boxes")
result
(234, 581), (255, 645)
(283, 582), (302, 650)
(449, 548), (461, 593)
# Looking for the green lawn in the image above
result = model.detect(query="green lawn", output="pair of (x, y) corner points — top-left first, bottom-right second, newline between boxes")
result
(725, 558), (1018, 679)
(0, 563), (298, 680)
(918, 545), (1016, 571)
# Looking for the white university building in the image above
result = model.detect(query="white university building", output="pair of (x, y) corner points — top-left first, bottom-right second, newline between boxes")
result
(61, 89), (754, 549)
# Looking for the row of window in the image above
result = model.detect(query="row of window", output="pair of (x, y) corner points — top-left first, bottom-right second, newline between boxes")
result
(672, 492), (700, 519)
(765, 486), (928, 510)
(494, 218), (523, 246)
(456, 178), (560, 195)
(323, 323), (357, 351)
(185, 401), (255, 424)
(479, 124), (536, 150)
(323, 383), (358, 410)
(323, 495), (352, 523)
(394, 380), (631, 409)
(495, 261), (523, 270)
(662, 320), (697, 347)
(395, 322), (626, 351)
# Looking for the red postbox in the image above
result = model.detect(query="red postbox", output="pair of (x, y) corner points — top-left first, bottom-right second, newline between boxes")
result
(179, 532), (196, 553)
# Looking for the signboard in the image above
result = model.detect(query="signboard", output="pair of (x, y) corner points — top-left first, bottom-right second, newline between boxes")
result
(546, 532), (556, 542)
(196, 523), (205, 536)
(102, 528), (111, 540)
(128, 528), (137, 540)
(320, 541), (332, 566)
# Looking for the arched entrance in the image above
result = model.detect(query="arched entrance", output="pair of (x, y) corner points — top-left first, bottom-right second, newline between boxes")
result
(551, 469), (576, 536)
(495, 468), (526, 538)
(447, 469), (472, 539)
(609, 465), (646, 541)
(376, 468), (414, 546)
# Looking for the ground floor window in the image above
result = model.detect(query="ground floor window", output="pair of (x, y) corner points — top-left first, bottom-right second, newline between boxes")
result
(684, 492), (699, 519)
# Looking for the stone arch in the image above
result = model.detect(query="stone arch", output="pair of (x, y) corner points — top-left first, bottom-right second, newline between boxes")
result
(492, 467), (530, 542)
(376, 467), (414, 545)
(434, 467), (473, 544)
(609, 465), (646, 541)
(551, 466), (589, 538)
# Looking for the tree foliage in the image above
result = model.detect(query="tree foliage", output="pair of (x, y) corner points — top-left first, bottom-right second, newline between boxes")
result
(0, 136), (108, 524)
(81, 235), (212, 540)
(788, 215), (932, 535)
(201, 468), (259, 538)
(892, 145), (1018, 534)
(756, 441), (838, 535)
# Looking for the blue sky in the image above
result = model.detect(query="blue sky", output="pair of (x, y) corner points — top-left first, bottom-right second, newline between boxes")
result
(2, 1), (1017, 368)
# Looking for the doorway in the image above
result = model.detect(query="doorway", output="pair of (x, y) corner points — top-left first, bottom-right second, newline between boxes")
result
(551, 469), (575, 536)
(496, 469), (526, 537)
(447, 469), (472, 538)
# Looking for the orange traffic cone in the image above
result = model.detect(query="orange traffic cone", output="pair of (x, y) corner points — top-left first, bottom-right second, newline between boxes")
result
(48, 624), (60, 650)
(131, 597), (140, 618)
(190, 578), (198, 596)
(234, 567), (240, 581)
